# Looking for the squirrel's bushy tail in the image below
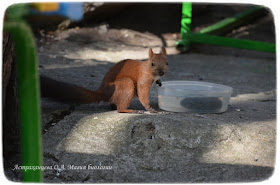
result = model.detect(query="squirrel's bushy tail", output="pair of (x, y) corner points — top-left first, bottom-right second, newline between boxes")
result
(40, 76), (103, 104)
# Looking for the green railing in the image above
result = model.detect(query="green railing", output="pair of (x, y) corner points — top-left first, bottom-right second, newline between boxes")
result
(177, 2), (276, 53)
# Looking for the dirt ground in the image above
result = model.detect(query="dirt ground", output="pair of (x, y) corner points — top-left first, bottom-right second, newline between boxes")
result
(4, 3), (276, 183)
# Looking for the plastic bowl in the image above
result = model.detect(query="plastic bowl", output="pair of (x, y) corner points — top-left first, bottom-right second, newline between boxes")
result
(157, 81), (233, 113)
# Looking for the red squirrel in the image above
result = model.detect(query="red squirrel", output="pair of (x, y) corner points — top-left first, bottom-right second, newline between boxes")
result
(40, 48), (168, 113)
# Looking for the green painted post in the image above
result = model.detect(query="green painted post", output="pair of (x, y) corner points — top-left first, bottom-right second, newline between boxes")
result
(177, 2), (192, 51)
(181, 2), (192, 35)
(4, 21), (43, 182)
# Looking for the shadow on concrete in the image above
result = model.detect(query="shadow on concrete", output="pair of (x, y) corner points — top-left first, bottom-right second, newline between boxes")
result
(41, 110), (275, 182)
(43, 152), (274, 182)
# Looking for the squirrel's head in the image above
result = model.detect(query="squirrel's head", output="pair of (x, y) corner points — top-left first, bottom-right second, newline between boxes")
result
(149, 48), (168, 78)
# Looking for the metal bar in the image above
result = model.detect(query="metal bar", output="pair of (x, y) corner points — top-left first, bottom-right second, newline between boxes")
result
(181, 2), (192, 35)
(179, 2), (192, 51)
(4, 21), (43, 182)
(177, 4), (275, 53)
(199, 6), (265, 35)
(187, 32), (276, 53)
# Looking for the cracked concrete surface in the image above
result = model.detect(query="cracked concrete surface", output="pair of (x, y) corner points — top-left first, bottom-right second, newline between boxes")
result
(38, 26), (276, 183)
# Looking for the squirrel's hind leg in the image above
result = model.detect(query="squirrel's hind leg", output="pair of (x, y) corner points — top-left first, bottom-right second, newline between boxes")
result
(110, 78), (143, 114)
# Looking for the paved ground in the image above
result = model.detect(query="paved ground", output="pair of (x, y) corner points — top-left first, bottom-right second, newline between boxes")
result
(38, 24), (276, 182)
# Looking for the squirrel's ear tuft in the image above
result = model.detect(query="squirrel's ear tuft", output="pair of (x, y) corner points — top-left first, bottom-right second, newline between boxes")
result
(149, 48), (154, 59)
(161, 47), (167, 56)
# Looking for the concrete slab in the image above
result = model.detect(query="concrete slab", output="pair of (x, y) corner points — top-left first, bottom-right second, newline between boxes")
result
(39, 28), (276, 183)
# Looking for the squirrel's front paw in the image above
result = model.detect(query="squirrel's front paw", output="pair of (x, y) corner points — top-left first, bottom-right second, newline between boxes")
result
(147, 108), (158, 113)
(156, 80), (162, 87)
(133, 110), (145, 114)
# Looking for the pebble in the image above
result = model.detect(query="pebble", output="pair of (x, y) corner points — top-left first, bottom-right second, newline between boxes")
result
(195, 114), (207, 118)
(39, 46), (44, 52)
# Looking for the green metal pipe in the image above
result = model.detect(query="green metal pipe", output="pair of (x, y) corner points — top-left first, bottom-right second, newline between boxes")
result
(187, 32), (276, 53)
(180, 2), (192, 50)
(177, 3), (275, 53)
(4, 21), (43, 182)
(199, 6), (265, 35)
(181, 2), (192, 35)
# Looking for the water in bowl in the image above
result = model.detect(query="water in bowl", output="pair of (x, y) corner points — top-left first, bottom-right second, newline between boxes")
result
(158, 95), (230, 113)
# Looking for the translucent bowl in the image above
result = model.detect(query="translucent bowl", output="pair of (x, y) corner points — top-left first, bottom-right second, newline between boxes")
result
(157, 81), (233, 113)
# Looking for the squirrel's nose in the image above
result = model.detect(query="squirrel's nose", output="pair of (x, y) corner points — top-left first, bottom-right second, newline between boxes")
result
(159, 71), (165, 76)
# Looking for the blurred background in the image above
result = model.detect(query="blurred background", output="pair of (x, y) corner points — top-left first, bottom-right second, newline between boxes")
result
(26, 2), (275, 57)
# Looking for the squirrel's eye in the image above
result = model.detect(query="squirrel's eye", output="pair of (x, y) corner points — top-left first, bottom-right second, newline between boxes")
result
(151, 62), (154, 66)
(167, 62), (168, 65)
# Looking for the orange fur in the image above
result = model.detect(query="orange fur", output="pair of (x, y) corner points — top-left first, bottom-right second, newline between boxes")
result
(41, 48), (168, 113)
